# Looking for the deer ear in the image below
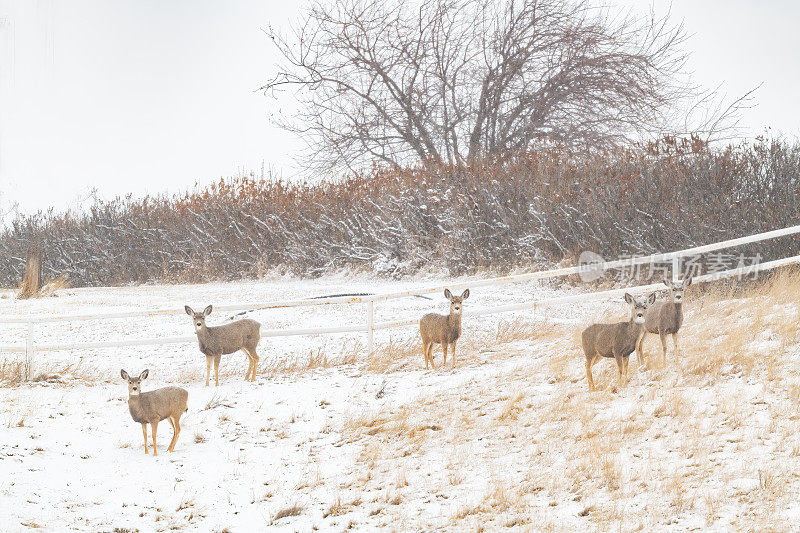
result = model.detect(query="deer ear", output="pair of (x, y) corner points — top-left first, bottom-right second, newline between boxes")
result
(203, 305), (213, 316)
(444, 289), (452, 299)
(461, 289), (470, 299)
(120, 369), (129, 380)
(647, 292), (657, 305)
(185, 305), (194, 316)
(139, 369), (149, 380)
(624, 292), (634, 304)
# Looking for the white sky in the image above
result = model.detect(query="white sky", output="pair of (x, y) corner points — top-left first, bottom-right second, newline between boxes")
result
(0, 0), (798, 219)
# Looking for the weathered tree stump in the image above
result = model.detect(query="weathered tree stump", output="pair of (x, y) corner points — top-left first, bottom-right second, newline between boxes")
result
(18, 246), (42, 299)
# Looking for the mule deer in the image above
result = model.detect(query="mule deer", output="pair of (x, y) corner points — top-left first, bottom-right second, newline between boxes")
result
(419, 288), (469, 369)
(582, 292), (657, 391)
(185, 305), (261, 386)
(637, 275), (693, 365)
(121, 369), (188, 455)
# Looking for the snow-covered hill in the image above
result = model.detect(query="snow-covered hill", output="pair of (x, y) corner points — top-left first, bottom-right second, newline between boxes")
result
(2, 272), (799, 531)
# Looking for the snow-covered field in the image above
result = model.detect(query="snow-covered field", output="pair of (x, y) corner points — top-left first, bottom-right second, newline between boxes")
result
(2, 271), (800, 531)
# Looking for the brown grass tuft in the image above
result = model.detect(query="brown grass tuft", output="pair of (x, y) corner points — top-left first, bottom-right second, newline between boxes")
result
(0, 358), (25, 385)
(40, 275), (70, 297)
(498, 391), (525, 421)
(271, 504), (303, 523)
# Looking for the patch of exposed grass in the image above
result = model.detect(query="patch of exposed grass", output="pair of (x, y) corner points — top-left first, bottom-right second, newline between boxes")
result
(271, 504), (302, 523)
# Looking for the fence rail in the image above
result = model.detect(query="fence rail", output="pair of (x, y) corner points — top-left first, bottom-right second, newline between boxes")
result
(2, 224), (800, 379)
(2, 223), (799, 326)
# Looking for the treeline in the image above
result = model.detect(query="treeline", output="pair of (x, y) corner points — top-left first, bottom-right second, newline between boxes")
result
(2, 139), (800, 287)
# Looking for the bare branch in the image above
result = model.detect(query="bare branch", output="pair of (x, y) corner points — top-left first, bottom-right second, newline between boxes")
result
(262, 0), (747, 171)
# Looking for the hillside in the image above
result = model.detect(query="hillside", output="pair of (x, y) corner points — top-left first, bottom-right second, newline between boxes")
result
(2, 271), (800, 530)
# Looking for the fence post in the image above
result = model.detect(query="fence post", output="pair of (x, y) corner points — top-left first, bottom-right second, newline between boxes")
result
(672, 255), (681, 283)
(367, 300), (375, 354)
(25, 321), (35, 381)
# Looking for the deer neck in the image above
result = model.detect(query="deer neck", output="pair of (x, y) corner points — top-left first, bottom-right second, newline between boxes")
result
(448, 312), (462, 331)
(666, 297), (682, 321)
(672, 300), (683, 326)
(128, 394), (145, 422)
(627, 317), (644, 338)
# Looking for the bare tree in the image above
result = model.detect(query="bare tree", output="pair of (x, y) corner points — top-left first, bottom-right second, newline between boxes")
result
(262, 0), (737, 172)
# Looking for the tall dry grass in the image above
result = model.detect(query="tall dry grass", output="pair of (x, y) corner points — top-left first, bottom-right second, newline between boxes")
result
(676, 266), (800, 382)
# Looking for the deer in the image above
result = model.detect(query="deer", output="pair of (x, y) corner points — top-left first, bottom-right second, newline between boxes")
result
(419, 288), (470, 369)
(582, 291), (657, 391)
(185, 305), (261, 386)
(636, 275), (693, 365)
(120, 369), (188, 456)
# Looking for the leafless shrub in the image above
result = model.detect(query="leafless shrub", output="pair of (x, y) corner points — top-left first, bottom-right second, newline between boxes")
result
(0, 358), (25, 386)
(1, 140), (799, 286)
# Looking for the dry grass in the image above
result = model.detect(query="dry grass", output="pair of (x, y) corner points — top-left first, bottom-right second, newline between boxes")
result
(363, 338), (419, 373)
(495, 317), (539, 343)
(261, 347), (335, 375)
(257, 341), (363, 376)
(283, 269), (800, 529)
(323, 497), (348, 518)
(497, 391), (525, 421)
(40, 275), (70, 297)
(271, 504), (302, 524)
(0, 358), (25, 385)
(0, 358), (104, 388)
(677, 266), (800, 383)
(329, 271), (800, 529)
(653, 391), (689, 419)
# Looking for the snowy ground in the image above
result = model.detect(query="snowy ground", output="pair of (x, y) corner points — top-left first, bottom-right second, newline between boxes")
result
(2, 271), (800, 531)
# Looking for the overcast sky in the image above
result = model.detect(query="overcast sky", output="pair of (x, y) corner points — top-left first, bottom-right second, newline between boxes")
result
(1, 0), (798, 221)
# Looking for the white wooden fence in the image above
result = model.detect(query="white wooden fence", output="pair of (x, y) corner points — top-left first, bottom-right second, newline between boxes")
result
(2, 224), (800, 379)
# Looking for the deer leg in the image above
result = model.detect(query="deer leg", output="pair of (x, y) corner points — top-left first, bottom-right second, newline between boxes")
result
(214, 355), (221, 386)
(585, 357), (595, 391)
(442, 343), (448, 367)
(659, 333), (668, 365)
(172, 417), (181, 451)
(242, 349), (252, 381)
(672, 333), (680, 361)
(167, 416), (180, 452)
(623, 356), (630, 385)
(636, 333), (646, 367)
(248, 347), (259, 381)
(205, 355), (213, 387)
(451, 342), (457, 368)
(166, 416), (176, 452)
(428, 343), (436, 370)
(422, 342), (429, 369)
(614, 354), (625, 389)
(151, 421), (158, 456)
(141, 423), (148, 454)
